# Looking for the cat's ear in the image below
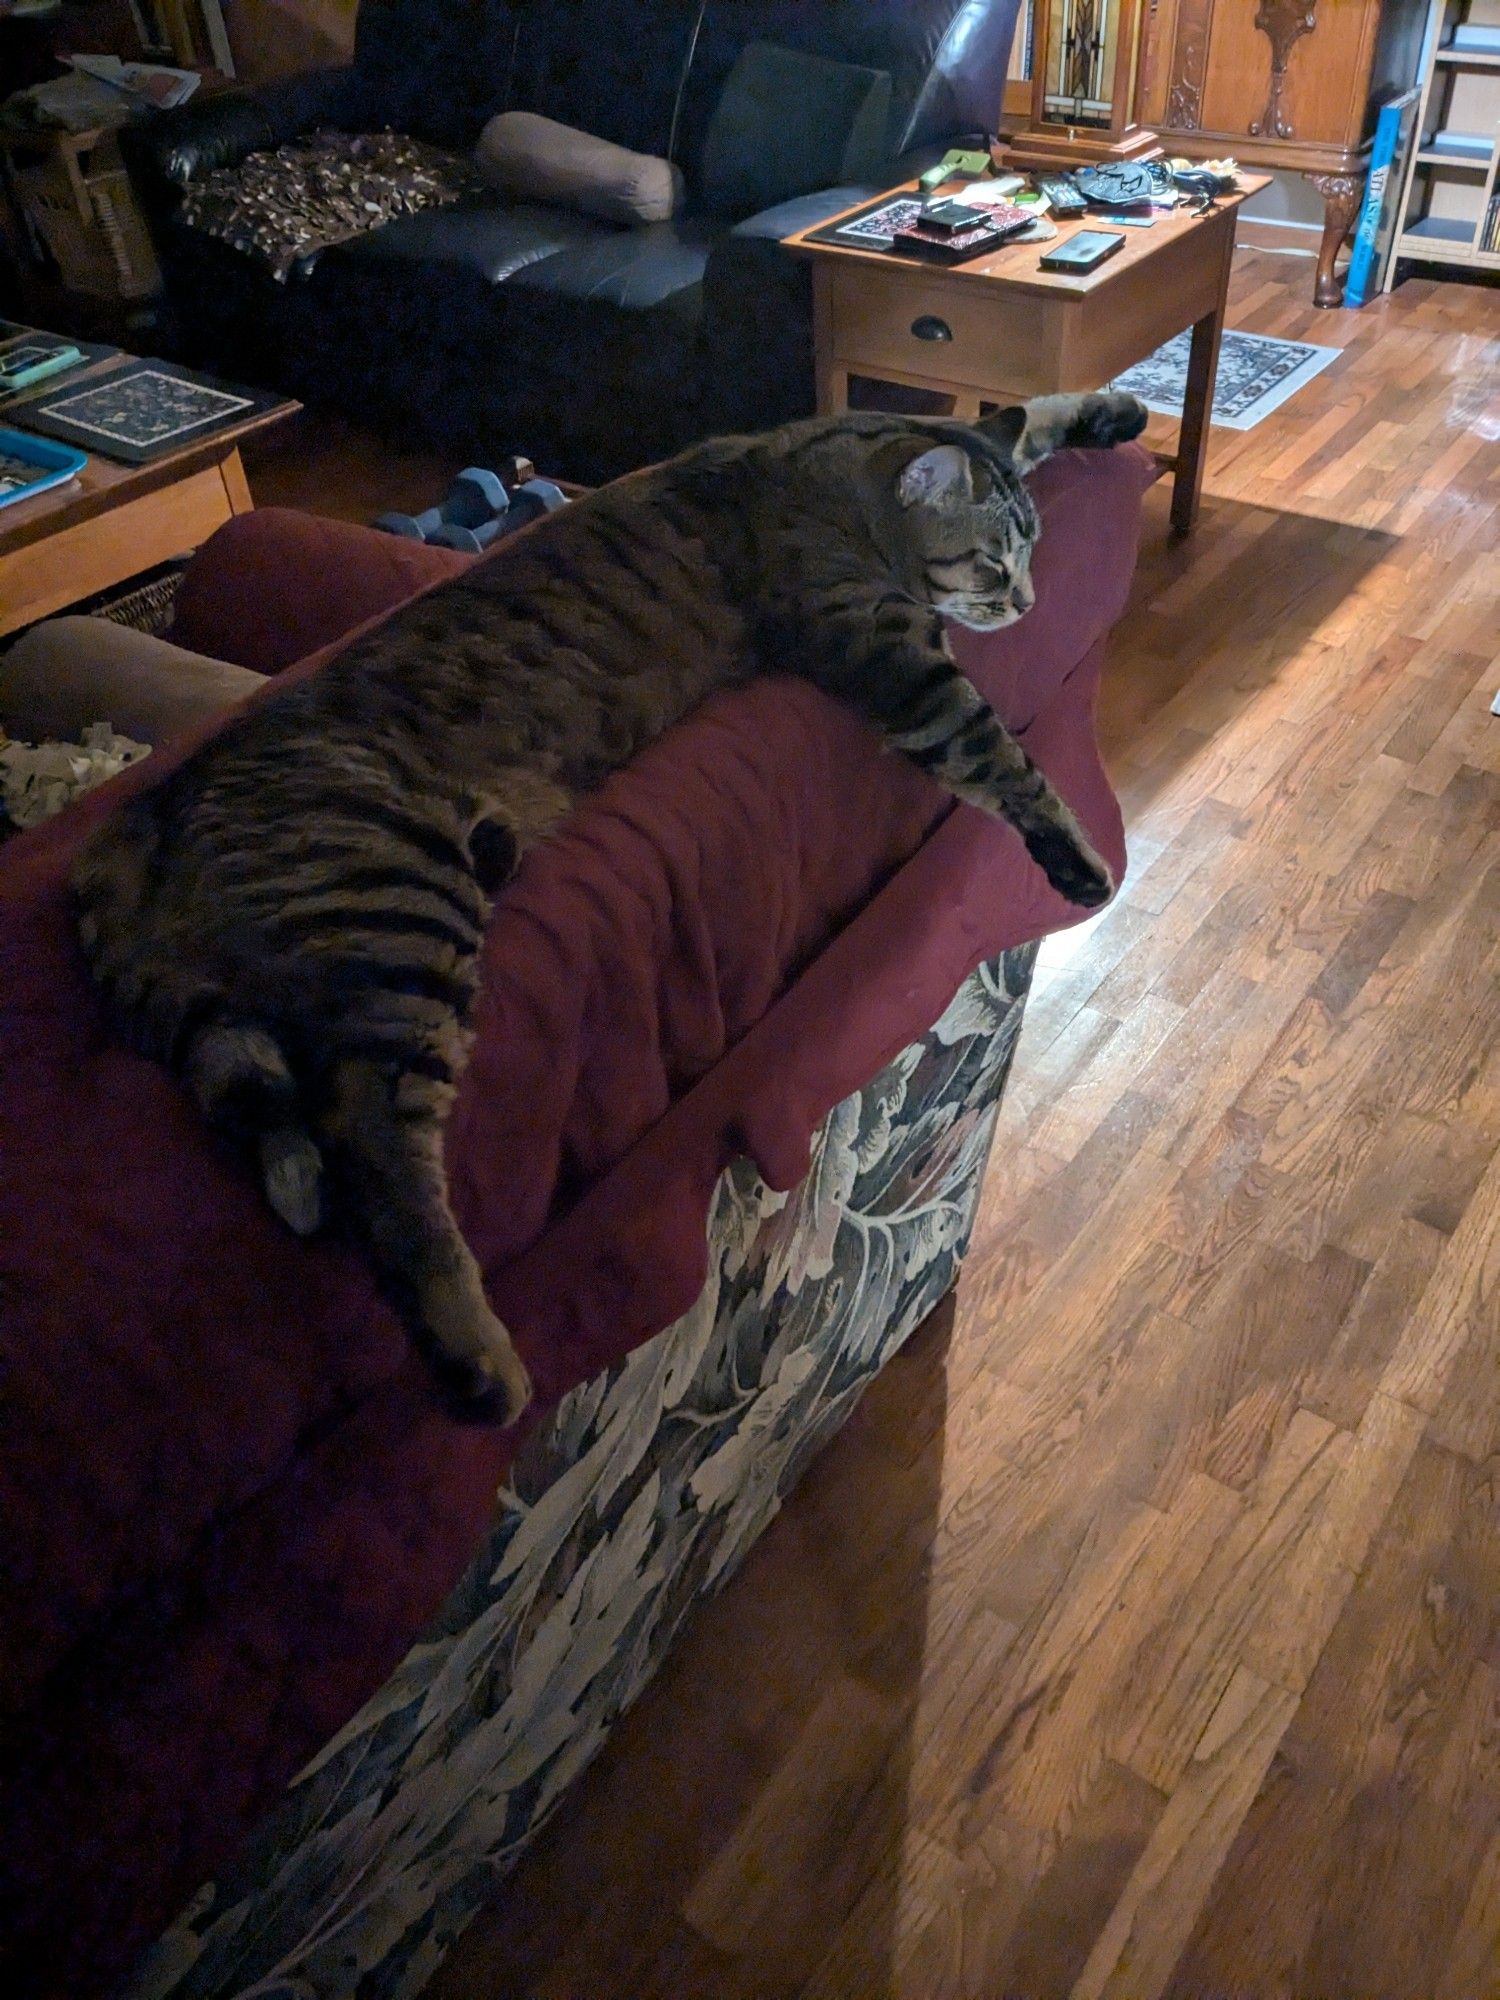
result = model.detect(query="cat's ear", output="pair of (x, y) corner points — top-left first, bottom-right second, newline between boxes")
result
(897, 443), (975, 508)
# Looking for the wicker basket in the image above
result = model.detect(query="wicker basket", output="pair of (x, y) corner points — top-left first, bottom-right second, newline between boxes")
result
(77, 560), (188, 635)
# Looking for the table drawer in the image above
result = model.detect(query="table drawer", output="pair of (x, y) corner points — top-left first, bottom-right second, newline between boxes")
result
(827, 265), (1055, 397)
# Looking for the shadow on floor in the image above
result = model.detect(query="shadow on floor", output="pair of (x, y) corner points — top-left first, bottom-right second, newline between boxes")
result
(1098, 485), (1400, 787)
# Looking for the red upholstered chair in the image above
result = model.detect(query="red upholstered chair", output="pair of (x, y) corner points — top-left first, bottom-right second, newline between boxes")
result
(0, 443), (1153, 2000)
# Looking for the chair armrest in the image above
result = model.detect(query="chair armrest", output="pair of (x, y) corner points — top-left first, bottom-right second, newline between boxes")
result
(725, 182), (883, 245)
(697, 140), (1001, 432)
(121, 66), (364, 214)
(0, 619), (264, 748)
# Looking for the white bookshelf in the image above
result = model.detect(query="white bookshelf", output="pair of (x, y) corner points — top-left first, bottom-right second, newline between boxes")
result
(1390, 1), (1500, 274)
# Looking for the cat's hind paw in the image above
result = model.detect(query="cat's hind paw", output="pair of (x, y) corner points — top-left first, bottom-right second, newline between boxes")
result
(1027, 825), (1116, 908)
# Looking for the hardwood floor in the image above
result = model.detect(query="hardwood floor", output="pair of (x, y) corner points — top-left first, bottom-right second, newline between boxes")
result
(401, 247), (1498, 1999)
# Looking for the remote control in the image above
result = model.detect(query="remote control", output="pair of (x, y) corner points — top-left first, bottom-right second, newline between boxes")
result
(1031, 173), (1087, 218)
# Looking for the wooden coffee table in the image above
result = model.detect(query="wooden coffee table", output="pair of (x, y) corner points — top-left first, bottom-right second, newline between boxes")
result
(0, 354), (299, 639)
(784, 177), (1267, 534)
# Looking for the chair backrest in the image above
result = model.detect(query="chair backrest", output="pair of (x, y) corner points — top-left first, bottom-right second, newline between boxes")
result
(676, 2), (1023, 187)
(350, 0), (1021, 176)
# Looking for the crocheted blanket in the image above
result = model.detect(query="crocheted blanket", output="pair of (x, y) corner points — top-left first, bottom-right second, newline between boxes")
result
(180, 129), (485, 281)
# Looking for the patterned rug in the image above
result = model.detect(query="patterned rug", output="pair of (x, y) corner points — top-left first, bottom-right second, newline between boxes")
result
(1111, 328), (1341, 431)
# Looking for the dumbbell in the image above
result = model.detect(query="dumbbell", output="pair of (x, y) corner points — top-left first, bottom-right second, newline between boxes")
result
(507, 475), (570, 522)
(376, 467), (512, 549)
(375, 465), (569, 551)
(373, 501), (449, 542)
(436, 477), (569, 550)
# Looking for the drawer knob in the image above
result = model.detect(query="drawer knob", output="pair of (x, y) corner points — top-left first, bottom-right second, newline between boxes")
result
(910, 314), (953, 342)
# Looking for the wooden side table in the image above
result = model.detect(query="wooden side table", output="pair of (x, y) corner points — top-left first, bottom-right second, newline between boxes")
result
(0, 355), (298, 637)
(784, 178), (1266, 535)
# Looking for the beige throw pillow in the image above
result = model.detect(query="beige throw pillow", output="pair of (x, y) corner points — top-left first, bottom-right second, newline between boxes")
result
(474, 112), (682, 225)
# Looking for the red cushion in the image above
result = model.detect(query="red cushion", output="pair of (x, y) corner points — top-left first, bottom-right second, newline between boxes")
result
(167, 509), (471, 674)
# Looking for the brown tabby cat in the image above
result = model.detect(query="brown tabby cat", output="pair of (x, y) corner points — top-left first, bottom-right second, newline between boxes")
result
(74, 391), (1145, 1423)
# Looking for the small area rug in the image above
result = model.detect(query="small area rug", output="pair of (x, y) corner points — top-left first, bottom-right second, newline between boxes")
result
(1111, 327), (1341, 430)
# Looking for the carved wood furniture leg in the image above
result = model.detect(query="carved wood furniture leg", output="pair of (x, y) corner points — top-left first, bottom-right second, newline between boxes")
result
(1171, 206), (1235, 535)
(1307, 172), (1362, 309)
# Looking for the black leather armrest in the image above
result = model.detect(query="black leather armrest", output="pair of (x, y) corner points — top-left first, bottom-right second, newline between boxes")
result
(700, 186), (879, 434)
(720, 142), (959, 244)
(725, 182), (882, 245)
(121, 66), (364, 216)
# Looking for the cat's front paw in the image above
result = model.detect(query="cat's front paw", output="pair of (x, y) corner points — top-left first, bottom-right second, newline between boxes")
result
(1081, 392), (1149, 449)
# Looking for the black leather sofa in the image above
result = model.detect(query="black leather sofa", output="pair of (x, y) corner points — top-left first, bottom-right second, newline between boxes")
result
(125, 0), (1021, 481)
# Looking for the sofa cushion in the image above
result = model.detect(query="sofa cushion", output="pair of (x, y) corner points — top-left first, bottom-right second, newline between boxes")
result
(475, 111), (683, 224)
(350, 0), (522, 147)
(698, 40), (893, 221)
(499, 210), (715, 306)
(324, 195), (608, 283)
(676, 2), (1021, 196)
(502, 0), (700, 159)
(302, 209), (714, 482)
(168, 510), (472, 676)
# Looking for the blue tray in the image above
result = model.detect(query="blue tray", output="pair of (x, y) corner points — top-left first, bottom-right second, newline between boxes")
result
(0, 426), (88, 513)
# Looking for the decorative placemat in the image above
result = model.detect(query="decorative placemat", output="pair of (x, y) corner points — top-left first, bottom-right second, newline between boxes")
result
(14, 360), (283, 464)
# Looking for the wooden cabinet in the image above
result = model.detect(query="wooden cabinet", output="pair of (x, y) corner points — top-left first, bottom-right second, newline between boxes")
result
(1138, 0), (1429, 302)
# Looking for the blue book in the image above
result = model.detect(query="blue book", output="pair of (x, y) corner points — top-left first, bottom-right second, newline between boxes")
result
(1345, 88), (1420, 308)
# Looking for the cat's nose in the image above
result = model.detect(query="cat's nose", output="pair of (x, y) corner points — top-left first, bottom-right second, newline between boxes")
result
(1012, 582), (1035, 614)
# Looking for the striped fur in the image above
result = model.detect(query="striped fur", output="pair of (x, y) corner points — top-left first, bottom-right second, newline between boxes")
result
(73, 391), (1145, 1421)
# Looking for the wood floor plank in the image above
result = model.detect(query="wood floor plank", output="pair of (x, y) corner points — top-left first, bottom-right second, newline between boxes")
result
(1163, 1440), (1497, 2000)
(1381, 1146), (1500, 1426)
(681, 1674), (905, 1964)
(1304, 1216), (1450, 1431)
(1436, 1827), (1500, 2000)
(1071, 1666), (1298, 2000)
(989, 1759), (1164, 2000)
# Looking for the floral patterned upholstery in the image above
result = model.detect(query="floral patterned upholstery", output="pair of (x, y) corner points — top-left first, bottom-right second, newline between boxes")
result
(127, 946), (1036, 2000)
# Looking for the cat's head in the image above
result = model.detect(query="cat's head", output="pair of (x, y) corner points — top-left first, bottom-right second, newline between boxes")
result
(888, 391), (1147, 632)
